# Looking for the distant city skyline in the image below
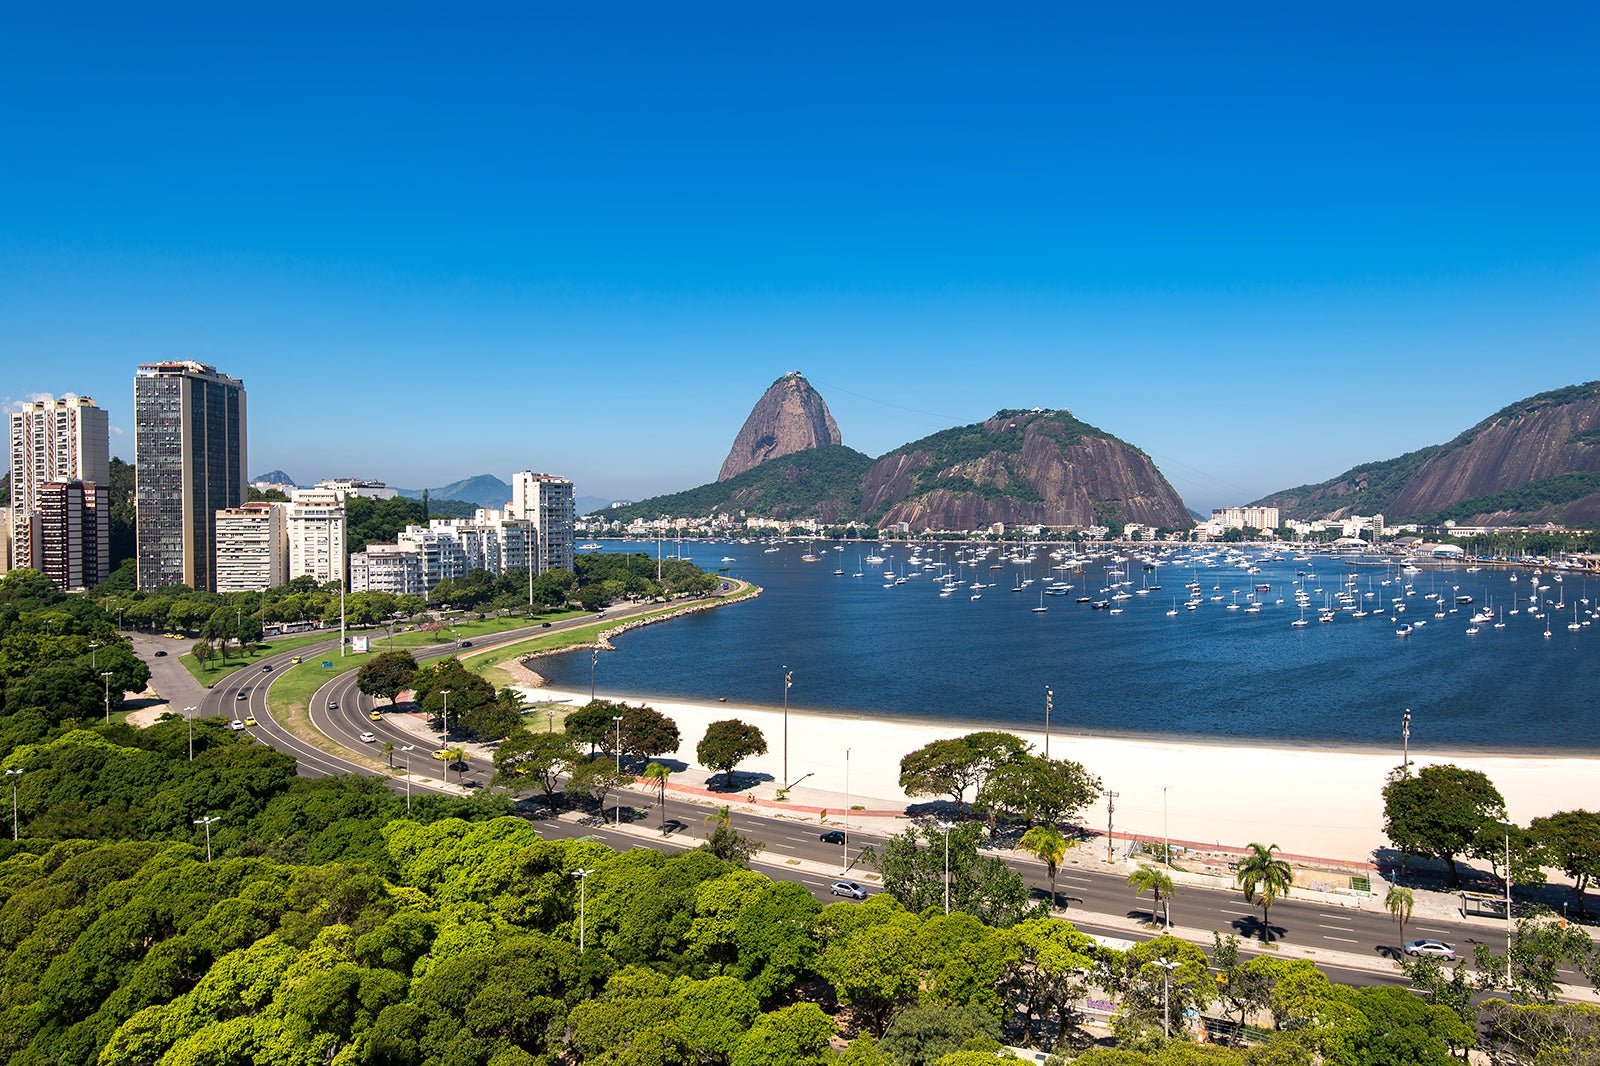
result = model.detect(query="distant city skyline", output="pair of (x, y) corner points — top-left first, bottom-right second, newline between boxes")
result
(3, 6), (1596, 511)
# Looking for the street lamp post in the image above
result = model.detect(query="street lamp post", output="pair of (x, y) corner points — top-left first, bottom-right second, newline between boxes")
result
(4, 768), (22, 841)
(1106, 790), (1119, 864)
(89, 641), (100, 669)
(1044, 686), (1053, 759)
(1402, 708), (1412, 776)
(573, 868), (595, 953)
(1162, 785), (1170, 867)
(440, 689), (450, 743)
(194, 815), (219, 862)
(1154, 958), (1181, 1039)
(613, 715), (624, 825)
(101, 671), (114, 725)
(401, 745), (415, 813)
(939, 820), (956, 915)
(782, 667), (793, 789)
(548, 710), (555, 734)
(184, 706), (197, 761)
(842, 746), (851, 874)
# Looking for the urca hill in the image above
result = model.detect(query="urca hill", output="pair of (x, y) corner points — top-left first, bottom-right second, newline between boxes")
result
(613, 376), (1191, 531)
(1255, 381), (1600, 527)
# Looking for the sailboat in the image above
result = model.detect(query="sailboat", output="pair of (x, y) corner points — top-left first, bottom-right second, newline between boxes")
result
(1570, 603), (1583, 632)
(1291, 604), (1309, 628)
(1031, 590), (1048, 613)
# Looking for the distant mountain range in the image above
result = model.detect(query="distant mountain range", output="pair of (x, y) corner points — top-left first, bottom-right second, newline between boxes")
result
(249, 469), (296, 485)
(610, 376), (1192, 530)
(396, 474), (512, 510)
(1254, 381), (1600, 526)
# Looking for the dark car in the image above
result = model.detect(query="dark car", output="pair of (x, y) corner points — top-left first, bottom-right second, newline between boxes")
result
(235, 690), (249, 700)
(541, 622), (552, 628)
(153, 650), (167, 657)
(261, 663), (272, 672)
(820, 830), (845, 844)
(459, 640), (472, 648)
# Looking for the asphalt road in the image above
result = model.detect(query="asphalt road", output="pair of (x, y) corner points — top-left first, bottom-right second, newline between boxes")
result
(127, 600), (1590, 994)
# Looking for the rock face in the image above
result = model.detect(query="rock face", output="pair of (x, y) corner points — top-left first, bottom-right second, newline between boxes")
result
(1257, 382), (1600, 525)
(718, 373), (842, 481)
(860, 409), (1191, 530)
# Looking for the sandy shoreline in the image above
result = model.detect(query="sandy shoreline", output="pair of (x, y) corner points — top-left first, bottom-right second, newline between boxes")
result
(522, 684), (1599, 864)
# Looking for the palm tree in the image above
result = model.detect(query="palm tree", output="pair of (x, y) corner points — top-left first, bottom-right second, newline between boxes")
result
(1385, 884), (1415, 948)
(1127, 865), (1174, 928)
(445, 746), (468, 784)
(1237, 842), (1294, 942)
(382, 740), (395, 769)
(1019, 825), (1069, 907)
(644, 761), (672, 835)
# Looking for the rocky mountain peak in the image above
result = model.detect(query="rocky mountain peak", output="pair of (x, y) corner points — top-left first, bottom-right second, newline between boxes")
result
(717, 372), (843, 481)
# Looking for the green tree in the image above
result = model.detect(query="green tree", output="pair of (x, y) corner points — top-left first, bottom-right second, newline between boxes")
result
(881, 1003), (1002, 1066)
(874, 820), (1034, 927)
(190, 639), (215, 669)
(1481, 999), (1600, 1066)
(1107, 934), (1216, 1040)
(898, 731), (1028, 814)
(565, 699), (627, 755)
(1472, 914), (1600, 1003)
(1126, 865), (1173, 928)
(1018, 824), (1069, 906)
(566, 756), (631, 817)
(703, 805), (764, 867)
(1237, 842), (1293, 942)
(1210, 933), (1272, 1039)
(1383, 763), (1506, 885)
(355, 649), (418, 707)
(976, 753), (1101, 828)
(731, 1002), (835, 1066)
(644, 761), (672, 834)
(493, 729), (580, 798)
(1530, 809), (1600, 898)
(999, 918), (1104, 1049)
(617, 703), (681, 766)
(697, 719), (767, 789)
(1385, 884), (1415, 947)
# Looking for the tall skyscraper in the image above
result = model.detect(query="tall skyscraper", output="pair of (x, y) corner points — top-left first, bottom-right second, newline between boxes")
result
(134, 361), (248, 590)
(8, 395), (110, 577)
(507, 471), (575, 574)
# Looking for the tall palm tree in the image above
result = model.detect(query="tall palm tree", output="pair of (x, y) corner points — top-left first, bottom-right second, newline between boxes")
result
(1019, 825), (1069, 907)
(446, 746), (468, 784)
(1385, 884), (1415, 948)
(644, 762), (672, 835)
(1127, 865), (1174, 928)
(1237, 842), (1294, 941)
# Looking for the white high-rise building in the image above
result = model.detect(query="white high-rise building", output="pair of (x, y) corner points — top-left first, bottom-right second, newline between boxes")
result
(507, 471), (574, 574)
(397, 525), (468, 588)
(213, 502), (287, 592)
(286, 489), (347, 586)
(349, 544), (425, 595)
(9, 394), (110, 576)
(313, 478), (396, 500)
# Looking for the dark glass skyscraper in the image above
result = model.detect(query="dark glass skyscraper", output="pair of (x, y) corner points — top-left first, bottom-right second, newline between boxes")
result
(134, 362), (248, 590)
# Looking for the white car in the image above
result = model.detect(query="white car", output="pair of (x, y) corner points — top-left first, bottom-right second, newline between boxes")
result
(359, 731), (377, 743)
(229, 720), (245, 731)
(1403, 939), (1457, 960)
(830, 880), (868, 899)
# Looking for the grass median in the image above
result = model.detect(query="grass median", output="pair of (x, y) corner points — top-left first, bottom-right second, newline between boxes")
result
(178, 632), (339, 687)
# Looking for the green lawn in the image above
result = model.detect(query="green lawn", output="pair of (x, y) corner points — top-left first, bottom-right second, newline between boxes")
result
(178, 631), (344, 687)
(373, 610), (587, 651)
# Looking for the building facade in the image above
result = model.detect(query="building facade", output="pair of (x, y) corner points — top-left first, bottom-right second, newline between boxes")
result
(313, 478), (397, 500)
(507, 471), (574, 574)
(213, 502), (287, 592)
(286, 489), (347, 586)
(36, 481), (109, 591)
(9, 395), (110, 577)
(134, 362), (248, 590)
(349, 544), (425, 595)
(1210, 506), (1281, 532)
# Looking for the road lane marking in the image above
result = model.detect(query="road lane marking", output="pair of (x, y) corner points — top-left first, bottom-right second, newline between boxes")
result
(1322, 935), (1359, 943)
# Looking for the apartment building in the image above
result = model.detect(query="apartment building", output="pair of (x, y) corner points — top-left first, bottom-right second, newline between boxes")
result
(9, 394), (110, 580)
(287, 489), (347, 586)
(213, 502), (287, 592)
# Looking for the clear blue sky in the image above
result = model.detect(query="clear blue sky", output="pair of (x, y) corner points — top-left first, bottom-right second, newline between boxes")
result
(3, 4), (1596, 510)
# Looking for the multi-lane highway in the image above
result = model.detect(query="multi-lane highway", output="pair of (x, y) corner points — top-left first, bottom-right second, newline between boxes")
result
(146, 607), (1590, 995)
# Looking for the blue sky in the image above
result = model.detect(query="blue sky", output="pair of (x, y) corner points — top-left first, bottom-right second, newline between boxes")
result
(2, 4), (1596, 510)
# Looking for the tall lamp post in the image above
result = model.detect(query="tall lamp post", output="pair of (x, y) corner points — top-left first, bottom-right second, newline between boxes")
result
(1402, 708), (1412, 776)
(939, 820), (956, 915)
(572, 868), (595, 953)
(1044, 685), (1053, 759)
(1162, 785), (1171, 867)
(613, 715), (624, 825)
(842, 746), (851, 874)
(101, 671), (114, 725)
(1154, 958), (1181, 1039)
(782, 666), (793, 789)
(440, 689), (450, 744)
(4, 768), (22, 841)
(184, 705), (197, 761)
(401, 745), (415, 814)
(194, 815), (219, 862)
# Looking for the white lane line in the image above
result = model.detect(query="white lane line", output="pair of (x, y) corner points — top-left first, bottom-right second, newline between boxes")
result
(1322, 935), (1359, 943)
(1319, 913), (1353, 922)
(1318, 923), (1355, 931)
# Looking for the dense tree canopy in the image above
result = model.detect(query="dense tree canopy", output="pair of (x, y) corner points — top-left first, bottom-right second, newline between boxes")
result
(1382, 764), (1507, 884)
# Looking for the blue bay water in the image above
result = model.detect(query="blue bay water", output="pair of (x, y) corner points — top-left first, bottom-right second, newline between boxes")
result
(537, 541), (1600, 752)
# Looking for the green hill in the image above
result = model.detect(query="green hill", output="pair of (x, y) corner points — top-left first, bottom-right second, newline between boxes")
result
(608, 445), (873, 523)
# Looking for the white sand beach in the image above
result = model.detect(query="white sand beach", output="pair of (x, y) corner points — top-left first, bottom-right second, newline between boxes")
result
(525, 685), (1599, 864)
